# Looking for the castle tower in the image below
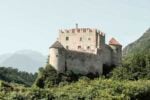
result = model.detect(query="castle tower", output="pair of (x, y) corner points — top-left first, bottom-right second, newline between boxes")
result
(109, 38), (122, 66)
(49, 41), (66, 73)
(96, 31), (105, 48)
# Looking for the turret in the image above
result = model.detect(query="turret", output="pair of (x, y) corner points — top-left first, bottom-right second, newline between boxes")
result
(49, 41), (66, 73)
(109, 38), (122, 66)
(96, 31), (105, 48)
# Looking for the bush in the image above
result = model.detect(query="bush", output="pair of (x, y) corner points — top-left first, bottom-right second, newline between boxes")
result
(34, 64), (60, 88)
(111, 50), (150, 80)
(34, 64), (100, 88)
(0, 67), (37, 86)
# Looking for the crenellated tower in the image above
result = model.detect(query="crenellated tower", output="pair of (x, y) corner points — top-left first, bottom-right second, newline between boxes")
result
(58, 24), (106, 54)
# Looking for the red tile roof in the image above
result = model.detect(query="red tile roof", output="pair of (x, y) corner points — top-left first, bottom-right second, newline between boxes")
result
(109, 38), (121, 46)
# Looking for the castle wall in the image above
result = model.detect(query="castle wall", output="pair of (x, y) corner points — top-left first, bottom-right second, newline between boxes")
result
(101, 45), (112, 66)
(49, 47), (114, 75)
(65, 50), (103, 75)
(109, 45), (122, 66)
(58, 29), (97, 54)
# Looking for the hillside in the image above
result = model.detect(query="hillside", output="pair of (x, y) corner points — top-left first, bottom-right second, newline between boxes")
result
(1, 79), (150, 99)
(0, 50), (47, 73)
(123, 28), (150, 56)
(0, 67), (37, 86)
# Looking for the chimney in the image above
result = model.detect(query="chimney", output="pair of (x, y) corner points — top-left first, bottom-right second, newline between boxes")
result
(76, 23), (78, 29)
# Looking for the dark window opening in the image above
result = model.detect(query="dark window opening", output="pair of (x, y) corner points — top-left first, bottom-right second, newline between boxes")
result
(72, 29), (75, 33)
(66, 46), (69, 49)
(65, 61), (67, 72)
(77, 29), (80, 33)
(88, 38), (91, 40)
(83, 29), (86, 32)
(78, 46), (81, 49)
(80, 37), (82, 41)
(66, 37), (69, 41)
(87, 46), (90, 50)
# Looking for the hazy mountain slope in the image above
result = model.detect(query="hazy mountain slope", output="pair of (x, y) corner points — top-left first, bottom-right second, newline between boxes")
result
(123, 28), (150, 56)
(0, 50), (47, 73)
(0, 54), (12, 63)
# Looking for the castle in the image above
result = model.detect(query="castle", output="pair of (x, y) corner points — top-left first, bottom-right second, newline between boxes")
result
(49, 24), (122, 75)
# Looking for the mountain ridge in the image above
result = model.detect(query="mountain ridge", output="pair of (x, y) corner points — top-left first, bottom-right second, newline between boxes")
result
(0, 50), (47, 73)
(123, 28), (150, 56)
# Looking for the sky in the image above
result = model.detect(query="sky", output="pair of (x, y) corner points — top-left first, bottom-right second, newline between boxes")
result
(0, 0), (150, 55)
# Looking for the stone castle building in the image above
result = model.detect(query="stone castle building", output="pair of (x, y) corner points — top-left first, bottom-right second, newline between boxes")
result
(49, 25), (122, 75)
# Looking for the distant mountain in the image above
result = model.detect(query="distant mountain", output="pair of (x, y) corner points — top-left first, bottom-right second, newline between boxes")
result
(0, 53), (12, 63)
(0, 50), (47, 73)
(123, 28), (150, 56)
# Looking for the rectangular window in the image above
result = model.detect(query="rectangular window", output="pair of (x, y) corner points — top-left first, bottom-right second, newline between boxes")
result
(80, 37), (82, 41)
(72, 29), (75, 33)
(87, 46), (90, 50)
(66, 30), (69, 33)
(89, 29), (92, 32)
(78, 46), (81, 49)
(77, 29), (80, 33)
(83, 29), (86, 32)
(66, 46), (69, 49)
(88, 38), (91, 40)
(66, 37), (69, 41)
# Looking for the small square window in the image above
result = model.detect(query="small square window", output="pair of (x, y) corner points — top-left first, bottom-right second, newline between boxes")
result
(77, 29), (80, 33)
(83, 29), (86, 32)
(80, 37), (82, 41)
(87, 46), (90, 50)
(66, 37), (69, 41)
(88, 38), (91, 40)
(78, 46), (81, 49)
(72, 29), (75, 33)
(66, 46), (69, 49)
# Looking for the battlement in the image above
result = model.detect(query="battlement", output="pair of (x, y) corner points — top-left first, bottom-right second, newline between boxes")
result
(59, 28), (105, 36)
(58, 25), (106, 53)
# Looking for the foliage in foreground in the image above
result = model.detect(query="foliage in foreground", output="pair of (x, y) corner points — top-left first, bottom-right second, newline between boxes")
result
(1, 78), (150, 100)
(0, 67), (37, 86)
(34, 64), (99, 88)
(111, 50), (150, 80)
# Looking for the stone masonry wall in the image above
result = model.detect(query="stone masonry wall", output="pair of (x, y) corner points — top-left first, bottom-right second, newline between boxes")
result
(65, 50), (103, 75)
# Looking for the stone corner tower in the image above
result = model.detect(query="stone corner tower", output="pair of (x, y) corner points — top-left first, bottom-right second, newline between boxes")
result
(109, 37), (122, 66)
(49, 41), (66, 73)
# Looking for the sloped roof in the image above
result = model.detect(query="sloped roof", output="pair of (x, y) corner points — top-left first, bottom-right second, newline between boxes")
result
(109, 38), (122, 46)
(50, 41), (64, 48)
